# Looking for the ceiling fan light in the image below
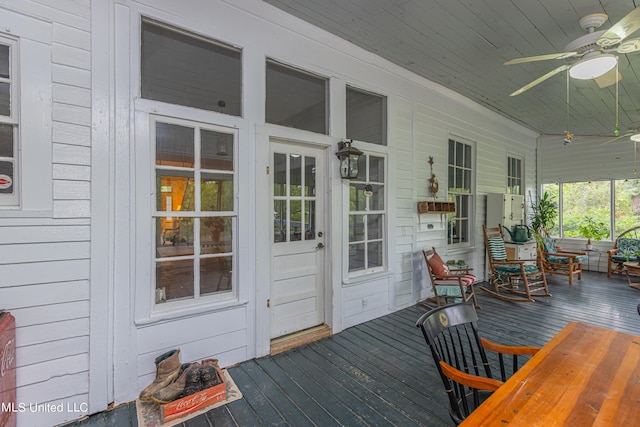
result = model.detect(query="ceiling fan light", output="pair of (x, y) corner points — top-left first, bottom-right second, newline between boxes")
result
(569, 54), (617, 80)
(630, 134), (640, 142)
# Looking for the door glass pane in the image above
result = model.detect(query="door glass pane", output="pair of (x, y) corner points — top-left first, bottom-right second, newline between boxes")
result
(368, 214), (383, 240)
(156, 259), (194, 303)
(305, 201), (315, 240)
(350, 183), (367, 211)
(368, 242), (382, 268)
(349, 243), (365, 271)
(0, 82), (9, 116)
(201, 130), (233, 171)
(201, 217), (232, 254)
(289, 154), (302, 196)
(156, 122), (194, 167)
(0, 160), (13, 194)
(304, 156), (316, 196)
(370, 184), (384, 211)
(369, 156), (385, 182)
(350, 214), (364, 242)
(274, 153), (286, 196)
(156, 171), (195, 211)
(290, 200), (302, 241)
(201, 172), (233, 211)
(0, 124), (13, 157)
(201, 256), (232, 295)
(274, 199), (287, 243)
(141, 19), (241, 115)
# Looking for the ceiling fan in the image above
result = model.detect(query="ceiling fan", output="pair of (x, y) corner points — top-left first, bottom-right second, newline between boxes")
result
(600, 128), (640, 145)
(505, 6), (640, 96)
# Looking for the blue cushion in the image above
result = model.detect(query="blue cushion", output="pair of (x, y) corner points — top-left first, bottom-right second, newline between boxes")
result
(612, 255), (638, 262)
(547, 255), (588, 264)
(617, 238), (640, 256)
(495, 264), (540, 274)
(542, 237), (558, 254)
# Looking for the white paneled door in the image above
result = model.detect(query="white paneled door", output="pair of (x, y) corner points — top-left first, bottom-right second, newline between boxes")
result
(270, 140), (326, 339)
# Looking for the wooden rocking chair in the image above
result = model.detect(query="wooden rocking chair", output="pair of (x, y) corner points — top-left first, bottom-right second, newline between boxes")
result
(481, 225), (551, 302)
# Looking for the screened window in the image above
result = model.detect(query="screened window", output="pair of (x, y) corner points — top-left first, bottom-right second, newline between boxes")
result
(507, 156), (522, 195)
(349, 154), (385, 274)
(614, 179), (640, 235)
(153, 120), (236, 304)
(346, 86), (387, 146)
(266, 60), (327, 134)
(448, 139), (474, 246)
(0, 41), (16, 206)
(141, 18), (242, 116)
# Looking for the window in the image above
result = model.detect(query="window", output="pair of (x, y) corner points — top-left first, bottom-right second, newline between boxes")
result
(614, 179), (640, 235)
(448, 138), (474, 246)
(349, 154), (385, 274)
(507, 156), (522, 195)
(153, 120), (236, 304)
(141, 18), (242, 116)
(266, 60), (327, 134)
(561, 181), (610, 238)
(0, 40), (17, 206)
(346, 86), (387, 145)
(541, 183), (560, 236)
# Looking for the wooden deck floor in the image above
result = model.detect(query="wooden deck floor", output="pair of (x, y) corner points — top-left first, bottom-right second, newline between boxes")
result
(63, 271), (640, 426)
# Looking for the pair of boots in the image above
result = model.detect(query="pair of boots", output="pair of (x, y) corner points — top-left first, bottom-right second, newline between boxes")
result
(139, 349), (223, 404)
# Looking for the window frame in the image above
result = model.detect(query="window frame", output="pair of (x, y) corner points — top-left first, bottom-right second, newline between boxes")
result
(0, 37), (17, 207)
(347, 152), (387, 278)
(447, 137), (475, 249)
(507, 154), (523, 195)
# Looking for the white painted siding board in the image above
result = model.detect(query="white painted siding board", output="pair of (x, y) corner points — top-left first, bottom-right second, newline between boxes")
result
(0, 281), (88, 308)
(53, 83), (91, 107)
(53, 43), (91, 69)
(53, 143), (91, 165)
(52, 63), (91, 88)
(13, 0), (90, 30)
(53, 164), (91, 181)
(16, 353), (87, 387)
(18, 318), (89, 347)
(54, 200), (91, 218)
(53, 23), (91, 50)
(54, 180), (91, 200)
(53, 103), (91, 126)
(53, 122), (91, 146)
(0, 259), (89, 286)
(10, 301), (89, 327)
(16, 373), (88, 422)
(0, 241), (89, 264)
(0, 225), (89, 243)
(16, 336), (89, 367)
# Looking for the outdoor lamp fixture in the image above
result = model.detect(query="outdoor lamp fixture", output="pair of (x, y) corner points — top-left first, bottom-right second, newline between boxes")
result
(336, 139), (363, 179)
(569, 53), (617, 79)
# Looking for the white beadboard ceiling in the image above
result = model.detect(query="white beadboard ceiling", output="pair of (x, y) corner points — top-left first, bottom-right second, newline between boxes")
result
(264, 0), (640, 139)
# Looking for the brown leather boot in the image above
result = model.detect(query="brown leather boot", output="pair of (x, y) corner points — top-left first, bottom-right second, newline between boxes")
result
(151, 362), (201, 403)
(139, 349), (182, 400)
(200, 359), (222, 389)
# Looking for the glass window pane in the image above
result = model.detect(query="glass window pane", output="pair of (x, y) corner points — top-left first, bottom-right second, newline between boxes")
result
(304, 156), (315, 197)
(464, 144), (471, 168)
(156, 122), (194, 167)
(141, 19), (241, 115)
(156, 216), (194, 254)
(370, 184), (384, 211)
(289, 154), (302, 196)
(562, 181), (611, 238)
(367, 242), (383, 268)
(274, 153), (286, 197)
(200, 256), (232, 295)
(369, 156), (385, 182)
(201, 217), (232, 254)
(201, 130), (233, 171)
(266, 60), (327, 134)
(0, 160), (13, 194)
(456, 142), (464, 167)
(614, 179), (640, 236)
(349, 243), (365, 272)
(274, 199), (287, 243)
(0, 82), (9, 116)
(448, 139), (455, 164)
(350, 183), (367, 211)
(0, 124), (13, 157)
(541, 184), (560, 236)
(201, 172), (233, 211)
(368, 214), (383, 240)
(156, 171), (194, 211)
(350, 214), (364, 242)
(305, 201), (315, 240)
(346, 87), (386, 145)
(290, 200), (302, 241)
(0, 45), (9, 78)
(156, 259), (194, 303)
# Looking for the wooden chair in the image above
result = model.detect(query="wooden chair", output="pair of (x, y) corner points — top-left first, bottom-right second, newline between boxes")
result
(416, 303), (540, 425)
(481, 225), (551, 302)
(538, 237), (587, 285)
(423, 247), (479, 309)
(607, 225), (640, 278)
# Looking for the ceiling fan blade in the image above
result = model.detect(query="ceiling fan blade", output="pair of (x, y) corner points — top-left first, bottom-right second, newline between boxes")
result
(600, 132), (632, 145)
(597, 6), (640, 47)
(594, 68), (622, 88)
(509, 65), (571, 96)
(504, 52), (577, 65)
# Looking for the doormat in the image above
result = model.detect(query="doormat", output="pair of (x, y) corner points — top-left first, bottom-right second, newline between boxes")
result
(136, 370), (242, 427)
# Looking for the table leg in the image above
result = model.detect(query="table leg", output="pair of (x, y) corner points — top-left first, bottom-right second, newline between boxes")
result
(625, 268), (640, 290)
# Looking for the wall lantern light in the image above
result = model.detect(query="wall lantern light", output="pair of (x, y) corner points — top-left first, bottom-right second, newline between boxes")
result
(336, 139), (363, 179)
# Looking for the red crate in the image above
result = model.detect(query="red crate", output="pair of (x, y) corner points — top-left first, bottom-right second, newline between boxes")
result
(161, 366), (227, 423)
(0, 312), (16, 427)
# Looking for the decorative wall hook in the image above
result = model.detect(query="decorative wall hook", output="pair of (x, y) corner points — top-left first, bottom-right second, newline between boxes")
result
(428, 156), (439, 198)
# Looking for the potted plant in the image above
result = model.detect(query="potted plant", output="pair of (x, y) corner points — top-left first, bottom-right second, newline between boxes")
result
(529, 191), (558, 251)
(578, 215), (610, 250)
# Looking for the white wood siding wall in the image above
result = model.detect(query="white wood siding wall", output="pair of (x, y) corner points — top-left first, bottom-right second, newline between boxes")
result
(0, 0), (92, 426)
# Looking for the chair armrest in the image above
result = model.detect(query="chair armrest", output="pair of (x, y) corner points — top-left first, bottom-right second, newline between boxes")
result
(607, 248), (618, 256)
(438, 361), (503, 392)
(543, 251), (577, 260)
(480, 338), (540, 355)
(493, 259), (525, 265)
(556, 250), (587, 255)
(433, 274), (461, 280)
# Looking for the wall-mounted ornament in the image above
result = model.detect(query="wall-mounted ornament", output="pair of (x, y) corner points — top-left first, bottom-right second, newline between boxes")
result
(428, 156), (439, 198)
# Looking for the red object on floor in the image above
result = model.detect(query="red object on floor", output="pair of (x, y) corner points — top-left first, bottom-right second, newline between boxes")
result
(0, 311), (16, 427)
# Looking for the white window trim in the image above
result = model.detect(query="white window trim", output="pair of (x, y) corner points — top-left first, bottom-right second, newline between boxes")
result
(0, 11), (52, 216)
(447, 137), (476, 250)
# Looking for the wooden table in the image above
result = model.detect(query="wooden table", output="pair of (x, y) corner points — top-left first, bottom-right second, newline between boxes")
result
(460, 321), (640, 426)
(623, 261), (640, 290)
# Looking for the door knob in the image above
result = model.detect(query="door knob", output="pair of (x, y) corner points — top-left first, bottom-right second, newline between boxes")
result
(316, 242), (325, 250)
